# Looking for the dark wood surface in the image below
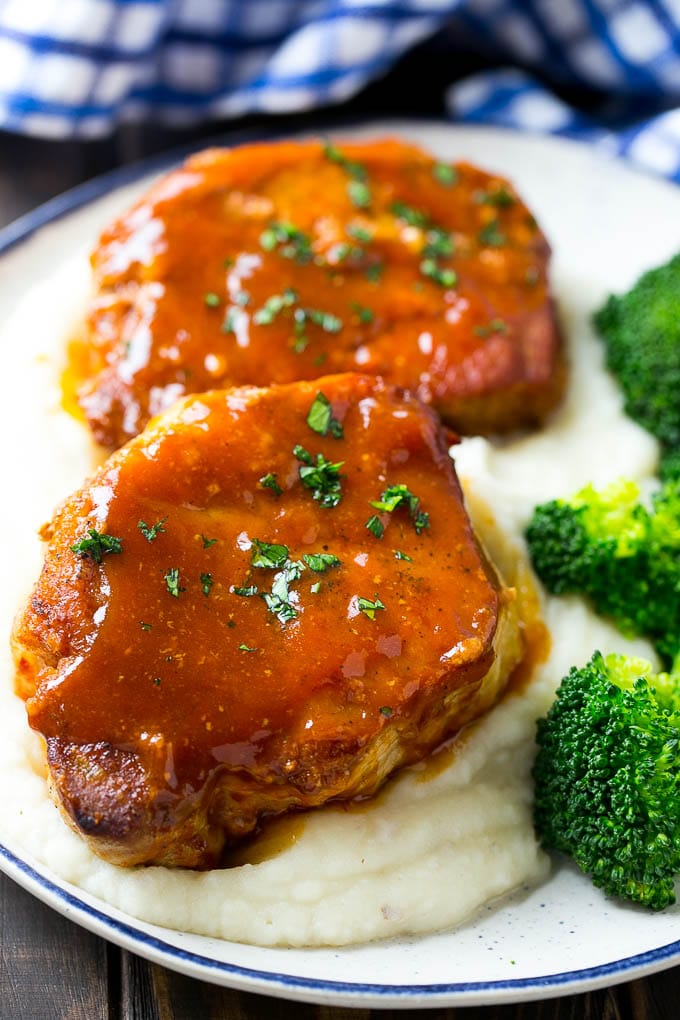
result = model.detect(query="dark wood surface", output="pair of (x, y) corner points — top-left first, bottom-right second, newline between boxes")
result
(1, 108), (679, 1019)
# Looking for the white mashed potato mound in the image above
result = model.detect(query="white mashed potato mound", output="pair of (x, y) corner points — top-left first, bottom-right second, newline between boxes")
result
(0, 242), (661, 948)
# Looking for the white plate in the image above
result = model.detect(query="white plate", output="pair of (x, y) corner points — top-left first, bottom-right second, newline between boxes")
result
(1, 121), (679, 1008)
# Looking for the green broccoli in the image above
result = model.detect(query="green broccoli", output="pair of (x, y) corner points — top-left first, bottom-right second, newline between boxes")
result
(533, 651), (680, 910)
(525, 477), (680, 665)
(593, 253), (680, 476)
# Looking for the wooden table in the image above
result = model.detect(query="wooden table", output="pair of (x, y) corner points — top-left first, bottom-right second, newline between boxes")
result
(1, 108), (679, 1019)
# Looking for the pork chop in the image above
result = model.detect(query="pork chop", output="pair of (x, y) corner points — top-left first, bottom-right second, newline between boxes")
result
(13, 373), (522, 867)
(77, 136), (565, 450)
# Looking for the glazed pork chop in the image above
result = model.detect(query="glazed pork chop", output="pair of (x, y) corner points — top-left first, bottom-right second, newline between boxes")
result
(13, 373), (522, 868)
(79, 136), (565, 450)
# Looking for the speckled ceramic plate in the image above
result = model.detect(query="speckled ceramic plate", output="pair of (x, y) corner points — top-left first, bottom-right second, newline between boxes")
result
(1, 121), (679, 1008)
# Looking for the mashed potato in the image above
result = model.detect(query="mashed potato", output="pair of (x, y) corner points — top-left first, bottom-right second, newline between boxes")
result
(0, 218), (661, 948)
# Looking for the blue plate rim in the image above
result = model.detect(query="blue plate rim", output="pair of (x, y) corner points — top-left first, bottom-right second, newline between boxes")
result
(3, 839), (680, 1004)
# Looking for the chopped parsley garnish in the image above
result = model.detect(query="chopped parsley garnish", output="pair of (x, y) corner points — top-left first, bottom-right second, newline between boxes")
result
(357, 594), (385, 620)
(304, 307), (343, 333)
(221, 307), (239, 334)
(370, 484), (430, 534)
(253, 288), (298, 325)
(391, 200), (428, 228)
(323, 141), (372, 209)
(347, 179), (371, 209)
(291, 304), (343, 353)
(422, 227), (454, 260)
(259, 222), (313, 264)
(474, 186), (515, 208)
(200, 572), (214, 596)
(259, 472), (283, 497)
(234, 584), (258, 597)
(239, 643), (258, 652)
(347, 223), (373, 244)
(420, 258), (457, 288)
(366, 514), (385, 539)
(433, 163), (458, 187)
(306, 391), (343, 438)
(201, 534), (217, 548)
(478, 219), (506, 247)
(164, 567), (184, 598)
(350, 301), (374, 324)
(234, 289), (250, 307)
(262, 559), (305, 624)
(364, 262), (384, 283)
(394, 549), (413, 562)
(153, 677), (162, 687)
(138, 518), (166, 542)
(474, 318), (507, 338)
(250, 539), (289, 570)
(310, 581), (321, 594)
(302, 552), (341, 572)
(326, 240), (364, 265)
(140, 622), (153, 631)
(71, 529), (122, 564)
(391, 202), (456, 287)
(379, 705), (393, 717)
(294, 445), (344, 507)
(204, 291), (221, 307)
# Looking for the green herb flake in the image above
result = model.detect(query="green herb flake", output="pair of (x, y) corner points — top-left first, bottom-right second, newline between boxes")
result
(357, 594), (385, 620)
(262, 559), (305, 624)
(138, 518), (167, 542)
(153, 677), (162, 687)
(306, 391), (343, 438)
(164, 567), (184, 598)
(200, 572), (214, 596)
(347, 179), (371, 209)
(259, 472), (283, 497)
(478, 219), (506, 248)
(433, 163), (458, 187)
(239, 643), (258, 652)
(204, 291), (221, 307)
(310, 581), (321, 594)
(253, 288), (298, 325)
(347, 223), (373, 244)
(422, 227), (454, 260)
(201, 534), (217, 548)
(294, 445), (344, 507)
(350, 301), (374, 324)
(260, 222), (313, 264)
(474, 318), (507, 338)
(251, 539), (289, 570)
(140, 622), (153, 631)
(391, 200), (428, 228)
(394, 550), (413, 562)
(379, 705), (393, 717)
(420, 258), (457, 288)
(233, 585), (258, 597)
(302, 552), (341, 572)
(474, 186), (515, 208)
(71, 529), (122, 564)
(370, 484), (430, 534)
(221, 307), (239, 334)
(366, 514), (385, 539)
(365, 262), (384, 283)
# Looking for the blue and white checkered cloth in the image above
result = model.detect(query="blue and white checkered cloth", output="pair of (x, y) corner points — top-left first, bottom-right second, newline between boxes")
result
(1, 0), (680, 181)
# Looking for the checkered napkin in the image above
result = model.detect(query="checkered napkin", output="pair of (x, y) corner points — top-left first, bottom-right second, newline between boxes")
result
(1, 0), (679, 181)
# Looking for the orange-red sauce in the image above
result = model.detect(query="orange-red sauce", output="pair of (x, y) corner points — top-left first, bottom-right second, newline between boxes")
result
(79, 138), (556, 447)
(25, 375), (501, 798)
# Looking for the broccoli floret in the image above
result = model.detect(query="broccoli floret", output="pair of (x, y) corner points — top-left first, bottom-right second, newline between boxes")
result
(593, 253), (680, 475)
(533, 651), (680, 910)
(525, 477), (680, 665)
